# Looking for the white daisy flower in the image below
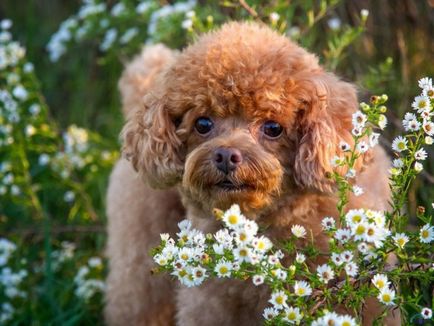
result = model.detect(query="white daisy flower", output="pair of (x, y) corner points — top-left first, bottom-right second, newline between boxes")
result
(252, 236), (272, 252)
(331, 252), (344, 266)
(351, 222), (368, 241)
(153, 254), (168, 266)
(356, 141), (369, 153)
(293, 280), (312, 297)
(222, 204), (246, 229)
(423, 121), (434, 136)
(421, 307), (433, 319)
(357, 242), (369, 254)
(233, 227), (254, 244)
(319, 312), (340, 325)
(331, 155), (344, 167)
(275, 269), (287, 281)
(352, 111), (367, 128)
(345, 262), (359, 277)
(291, 225), (306, 238)
(282, 306), (302, 324)
(369, 132), (380, 147)
(352, 185), (364, 196)
(252, 274), (265, 286)
(269, 290), (288, 309)
(419, 224), (434, 243)
(191, 266), (207, 285)
(378, 288), (396, 306)
(345, 168), (356, 179)
(423, 84), (434, 99)
(346, 209), (366, 226)
(339, 141), (351, 152)
(321, 217), (335, 231)
(392, 233), (409, 249)
(378, 114), (388, 130)
(337, 314), (357, 326)
(403, 118), (421, 132)
(212, 243), (224, 255)
(214, 229), (232, 246)
(418, 77), (433, 90)
(392, 136), (408, 152)
(317, 264), (335, 283)
(365, 224), (381, 243)
(414, 162), (423, 173)
(415, 148), (428, 161)
(352, 127), (363, 136)
(178, 219), (192, 231)
(269, 12), (280, 24)
(263, 307), (279, 320)
(392, 158), (404, 168)
(233, 246), (252, 263)
(214, 260), (232, 278)
(372, 274), (390, 290)
(295, 252), (306, 264)
(412, 95), (431, 113)
(178, 247), (194, 262)
(340, 250), (353, 263)
(268, 254), (280, 266)
(335, 228), (352, 244)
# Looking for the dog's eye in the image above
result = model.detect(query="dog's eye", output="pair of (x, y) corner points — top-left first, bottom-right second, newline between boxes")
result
(262, 121), (283, 138)
(195, 117), (214, 135)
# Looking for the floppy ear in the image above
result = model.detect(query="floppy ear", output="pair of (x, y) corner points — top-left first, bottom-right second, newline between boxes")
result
(121, 94), (184, 188)
(293, 72), (360, 193)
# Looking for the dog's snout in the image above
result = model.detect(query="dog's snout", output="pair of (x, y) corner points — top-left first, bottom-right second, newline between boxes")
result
(213, 147), (243, 174)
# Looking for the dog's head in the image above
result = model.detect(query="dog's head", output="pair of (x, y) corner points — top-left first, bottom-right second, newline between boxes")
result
(122, 22), (363, 213)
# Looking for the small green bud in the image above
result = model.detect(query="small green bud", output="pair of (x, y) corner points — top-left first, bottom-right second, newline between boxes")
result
(381, 94), (388, 102)
(370, 95), (379, 105)
(379, 106), (387, 113)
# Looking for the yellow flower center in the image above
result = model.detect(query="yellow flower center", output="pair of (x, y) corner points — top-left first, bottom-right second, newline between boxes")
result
(352, 215), (362, 223)
(367, 228), (375, 236)
(228, 214), (238, 225)
(257, 241), (265, 250)
(382, 293), (391, 302)
(419, 100), (427, 108)
(179, 269), (187, 277)
(342, 321), (351, 326)
(355, 225), (366, 235)
(275, 296), (284, 305)
(239, 249), (247, 257)
(421, 230), (429, 238)
(398, 142), (406, 150)
(397, 238), (405, 247)
(288, 312), (296, 320)
(239, 233), (246, 241)
(297, 288), (305, 295)
(219, 266), (228, 274)
(181, 254), (189, 260)
(376, 280), (384, 288)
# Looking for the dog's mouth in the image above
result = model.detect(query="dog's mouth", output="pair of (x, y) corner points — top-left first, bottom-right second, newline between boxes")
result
(215, 179), (255, 192)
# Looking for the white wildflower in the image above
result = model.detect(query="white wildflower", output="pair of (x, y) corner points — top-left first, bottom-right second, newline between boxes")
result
(316, 264), (334, 283)
(352, 111), (367, 128)
(269, 290), (288, 309)
(412, 95), (430, 113)
(372, 274), (390, 290)
(392, 233), (409, 249)
(415, 148), (427, 161)
(321, 217), (335, 231)
(391, 136), (408, 152)
(263, 307), (279, 320)
(345, 262), (359, 277)
(418, 77), (433, 90)
(252, 274), (264, 286)
(414, 162), (423, 173)
(421, 307), (433, 319)
(352, 185), (364, 196)
(293, 280), (312, 297)
(378, 288), (396, 306)
(282, 306), (302, 324)
(295, 252), (306, 264)
(339, 141), (351, 152)
(378, 114), (388, 130)
(291, 225), (306, 238)
(419, 224), (434, 243)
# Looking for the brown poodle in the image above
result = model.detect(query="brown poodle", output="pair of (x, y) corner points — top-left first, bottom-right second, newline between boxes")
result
(105, 22), (399, 325)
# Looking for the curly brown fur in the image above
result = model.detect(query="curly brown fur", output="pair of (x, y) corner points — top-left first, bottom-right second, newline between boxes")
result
(106, 22), (400, 325)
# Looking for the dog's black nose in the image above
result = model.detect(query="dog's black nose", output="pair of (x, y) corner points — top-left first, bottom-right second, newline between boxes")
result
(213, 148), (243, 174)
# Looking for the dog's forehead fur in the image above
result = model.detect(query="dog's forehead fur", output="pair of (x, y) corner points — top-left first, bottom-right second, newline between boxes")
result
(162, 22), (322, 121)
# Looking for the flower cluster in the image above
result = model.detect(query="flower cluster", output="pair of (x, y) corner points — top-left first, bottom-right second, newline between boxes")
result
(153, 78), (434, 325)
(74, 257), (105, 301)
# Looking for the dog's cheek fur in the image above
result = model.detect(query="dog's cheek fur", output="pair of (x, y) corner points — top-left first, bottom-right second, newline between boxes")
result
(121, 96), (184, 188)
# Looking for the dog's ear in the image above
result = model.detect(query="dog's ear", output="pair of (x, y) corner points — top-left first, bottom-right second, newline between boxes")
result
(121, 94), (184, 188)
(293, 72), (360, 192)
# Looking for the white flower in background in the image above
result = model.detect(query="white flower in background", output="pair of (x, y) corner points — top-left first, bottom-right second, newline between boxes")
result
(269, 12), (280, 24)
(295, 252), (306, 264)
(372, 274), (390, 290)
(12, 85), (28, 100)
(345, 262), (359, 277)
(357, 242), (369, 254)
(345, 168), (356, 178)
(191, 266), (206, 285)
(339, 141), (351, 152)
(1, 19), (12, 30)
(392, 233), (409, 249)
(369, 132), (380, 147)
(351, 222), (368, 241)
(346, 209), (366, 226)
(291, 225), (306, 238)
(412, 95), (430, 113)
(327, 17), (341, 30)
(337, 315), (357, 326)
(63, 191), (75, 203)
(269, 290), (288, 309)
(100, 28), (118, 51)
(356, 141), (369, 153)
(423, 121), (434, 136)
(331, 155), (344, 167)
(335, 228), (351, 244)
(352, 111), (367, 128)
(378, 114), (388, 130)
(252, 236), (272, 252)
(214, 259), (232, 278)
(10, 185), (20, 196)
(233, 246), (251, 263)
(88, 257), (102, 268)
(378, 287), (396, 306)
(111, 2), (126, 16)
(25, 125), (36, 137)
(282, 306), (302, 324)
(414, 148), (427, 160)
(414, 162), (423, 173)
(321, 217), (335, 231)
(317, 264), (334, 283)
(23, 62), (34, 73)
(136, 1), (152, 14)
(392, 136), (408, 152)
(252, 274), (265, 286)
(360, 9), (369, 18)
(419, 224), (434, 243)
(120, 28), (139, 44)
(426, 136), (434, 144)
(418, 77), (433, 90)
(340, 250), (353, 263)
(402, 115), (421, 132)
(181, 19), (193, 29)
(263, 307), (279, 320)
(0, 238), (16, 266)
(352, 185), (364, 196)
(287, 26), (300, 38)
(392, 158), (404, 168)
(29, 103), (40, 115)
(423, 84), (434, 99)
(331, 252), (343, 266)
(421, 307), (433, 319)
(293, 280), (312, 297)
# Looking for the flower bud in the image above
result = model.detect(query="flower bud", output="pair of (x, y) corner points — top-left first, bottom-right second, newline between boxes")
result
(381, 94), (388, 102)
(370, 95), (379, 105)
(425, 136), (433, 145)
(417, 206), (425, 215)
(379, 105), (387, 113)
